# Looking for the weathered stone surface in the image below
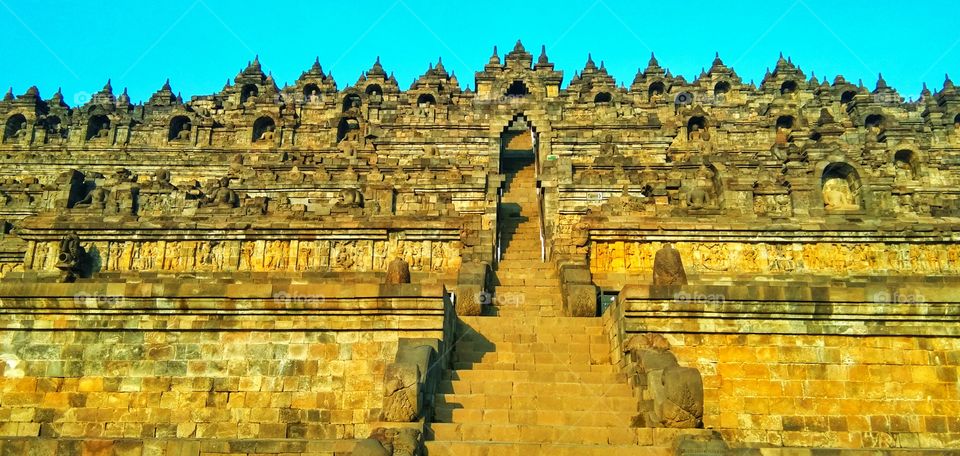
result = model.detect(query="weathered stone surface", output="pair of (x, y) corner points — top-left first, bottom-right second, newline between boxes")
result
(385, 257), (411, 284)
(381, 363), (420, 422)
(352, 438), (390, 456)
(652, 243), (687, 286)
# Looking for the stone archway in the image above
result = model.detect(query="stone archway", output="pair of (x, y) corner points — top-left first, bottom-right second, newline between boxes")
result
(500, 114), (537, 170)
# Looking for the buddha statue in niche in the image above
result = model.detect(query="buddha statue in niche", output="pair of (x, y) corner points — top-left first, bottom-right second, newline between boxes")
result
(7, 119), (27, 140)
(823, 178), (860, 210)
(96, 121), (111, 139)
(258, 124), (275, 142)
(775, 124), (792, 145)
(177, 122), (191, 140)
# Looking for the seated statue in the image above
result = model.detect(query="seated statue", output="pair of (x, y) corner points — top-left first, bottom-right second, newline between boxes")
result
(775, 126), (791, 145)
(258, 125), (275, 142)
(335, 188), (364, 209)
(686, 187), (712, 209)
(823, 178), (860, 210)
(75, 187), (109, 209)
(689, 124), (702, 142)
(895, 160), (913, 180)
(202, 177), (239, 208)
(308, 89), (320, 104)
(10, 120), (27, 139)
(46, 120), (63, 139)
(176, 123), (191, 141)
(97, 122), (111, 138)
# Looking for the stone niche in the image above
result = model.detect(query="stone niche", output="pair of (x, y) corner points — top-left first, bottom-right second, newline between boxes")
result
(821, 162), (864, 212)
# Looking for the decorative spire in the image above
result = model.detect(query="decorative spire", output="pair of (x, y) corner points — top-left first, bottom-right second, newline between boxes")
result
(648, 52), (659, 67)
(49, 87), (66, 107)
(488, 45), (500, 65)
(102, 79), (113, 94)
(921, 82), (931, 97)
(162, 78), (171, 91)
(712, 51), (723, 67)
(537, 45), (549, 65)
(3, 87), (13, 101)
(584, 53), (596, 71)
(512, 39), (525, 53)
(945, 73), (955, 90)
(875, 73), (888, 90)
(368, 56), (386, 77)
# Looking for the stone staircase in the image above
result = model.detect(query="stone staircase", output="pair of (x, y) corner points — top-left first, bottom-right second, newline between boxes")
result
(425, 158), (673, 455)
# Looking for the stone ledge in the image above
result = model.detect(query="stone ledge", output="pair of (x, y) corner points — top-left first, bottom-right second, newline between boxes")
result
(587, 226), (960, 242)
(0, 280), (448, 313)
(618, 283), (960, 337)
(0, 437), (358, 455)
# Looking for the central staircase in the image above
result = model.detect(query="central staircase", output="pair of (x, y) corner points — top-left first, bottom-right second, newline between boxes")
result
(425, 158), (670, 455)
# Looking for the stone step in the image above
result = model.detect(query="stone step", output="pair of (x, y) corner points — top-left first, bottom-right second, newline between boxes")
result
(489, 284), (561, 291)
(450, 362), (616, 373)
(446, 341), (610, 356)
(434, 394), (636, 413)
(453, 331), (606, 345)
(492, 278), (561, 286)
(427, 423), (642, 445)
(458, 316), (604, 329)
(432, 407), (635, 427)
(479, 308), (561, 318)
(441, 369), (625, 383)
(451, 351), (610, 365)
(424, 441), (672, 456)
(455, 326), (606, 339)
(477, 303), (562, 313)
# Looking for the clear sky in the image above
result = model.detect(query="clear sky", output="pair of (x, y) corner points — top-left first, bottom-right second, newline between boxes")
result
(1, 0), (958, 104)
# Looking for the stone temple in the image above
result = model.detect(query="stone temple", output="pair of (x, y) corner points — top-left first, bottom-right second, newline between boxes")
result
(0, 41), (959, 455)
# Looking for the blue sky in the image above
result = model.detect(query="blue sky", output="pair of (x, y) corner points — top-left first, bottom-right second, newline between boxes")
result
(1, 0), (958, 104)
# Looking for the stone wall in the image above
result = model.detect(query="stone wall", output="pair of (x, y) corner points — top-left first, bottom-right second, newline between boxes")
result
(604, 283), (960, 451)
(0, 280), (452, 449)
